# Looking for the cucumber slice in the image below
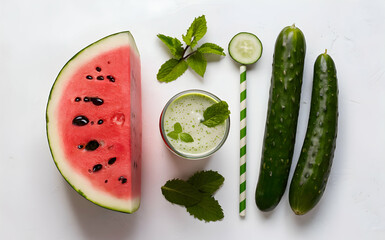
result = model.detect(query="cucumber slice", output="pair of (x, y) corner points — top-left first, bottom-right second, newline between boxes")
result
(228, 32), (263, 65)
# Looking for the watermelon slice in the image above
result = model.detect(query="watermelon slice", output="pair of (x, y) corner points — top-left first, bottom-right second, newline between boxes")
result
(46, 32), (142, 213)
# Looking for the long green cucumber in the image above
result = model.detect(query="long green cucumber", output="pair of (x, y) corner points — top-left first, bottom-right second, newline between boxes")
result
(289, 51), (338, 215)
(255, 25), (306, 212)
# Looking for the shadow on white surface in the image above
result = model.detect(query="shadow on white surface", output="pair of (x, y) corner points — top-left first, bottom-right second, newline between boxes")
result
(259, 209), (275, 219)
(65, 184), (139, 240)
(291, 202), (322, 226)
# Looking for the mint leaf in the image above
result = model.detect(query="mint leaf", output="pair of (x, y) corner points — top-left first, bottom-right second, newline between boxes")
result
(186, 51), (207, 77)
(198, 43), (226, 56)
(173, 122), (182, 133)
(186, 196), (224, 222)
(157, 34), (184, 59)
(182, 15), (207, 48)
(201, 101), (230, 127)
(168, 122), (182, 139)
(167, 131), (179, 140)
(180, 133), (194, 143)
(187, 170), (224, 195)
(161, 179), (202, 207)
(161, 170), (225, 222)
(157, 59), (188, 83)
(157, 15), (225, 83)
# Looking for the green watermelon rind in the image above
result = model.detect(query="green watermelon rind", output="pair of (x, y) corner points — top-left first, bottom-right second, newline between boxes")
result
(46, 31), (140, 214)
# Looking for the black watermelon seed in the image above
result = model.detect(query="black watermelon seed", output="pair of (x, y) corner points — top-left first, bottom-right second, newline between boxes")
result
(78, 145), (84, 149)
(96, 67), (101, 72)
(97, 119), (103, 125)
(85, 140), (99, 151)
(72, 115), (89, 126)
(108, 157), (116, 165)
(118, 176), (127, 184)
(86, 75), (93, 80)
(84, 97), (90, 102)
(92, 164), (103, 172)
(90, 97), (104, 106)
(107, 75), (115, 82)
(97, 76), (104, 80)
(75, 97), (81, 102)
(105, 180), (108, 183)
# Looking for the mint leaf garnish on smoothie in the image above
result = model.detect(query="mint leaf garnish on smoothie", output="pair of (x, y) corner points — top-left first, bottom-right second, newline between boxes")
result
(180, 133), (194, 143)
(167, 122), (182, 140)
(167, 122), (194, 142)
(201, 101), (230, 127)
(174, 122), (183, 133)
(167, 131), (179, 140)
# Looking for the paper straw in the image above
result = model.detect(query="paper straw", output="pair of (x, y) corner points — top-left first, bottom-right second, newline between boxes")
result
(239, 65), (247, 217)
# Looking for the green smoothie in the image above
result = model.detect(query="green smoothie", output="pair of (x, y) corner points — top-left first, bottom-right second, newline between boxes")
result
(161, 90), (229, 159)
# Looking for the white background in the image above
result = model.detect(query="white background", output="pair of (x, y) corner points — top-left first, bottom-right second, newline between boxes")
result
(1, 0), (384, 239)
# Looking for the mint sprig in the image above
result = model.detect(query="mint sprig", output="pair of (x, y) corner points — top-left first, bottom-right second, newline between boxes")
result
(201, 101), (230, 127)
(167, 122), (194, 142)
(161, 170), (224, 222)
(157, 15), (225, 83)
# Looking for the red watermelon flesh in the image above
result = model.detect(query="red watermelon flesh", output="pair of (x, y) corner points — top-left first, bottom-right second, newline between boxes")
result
(47, 32), (141, 213)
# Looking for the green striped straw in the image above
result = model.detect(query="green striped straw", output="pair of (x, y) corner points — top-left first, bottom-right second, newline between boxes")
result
(229, 31), (262, 217)
(239, 65), (247, 217)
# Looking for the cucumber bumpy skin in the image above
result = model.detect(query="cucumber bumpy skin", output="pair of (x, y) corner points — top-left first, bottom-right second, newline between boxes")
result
(255, 25), (306, 212)
(289, 51), (338, 215)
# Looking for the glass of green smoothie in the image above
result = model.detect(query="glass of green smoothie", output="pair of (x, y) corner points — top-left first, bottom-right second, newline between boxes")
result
(160, 90), (230, 160)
